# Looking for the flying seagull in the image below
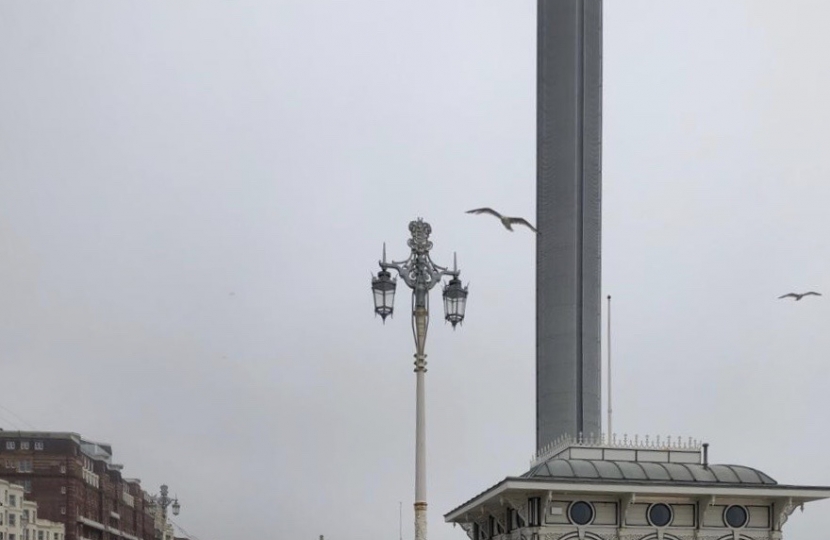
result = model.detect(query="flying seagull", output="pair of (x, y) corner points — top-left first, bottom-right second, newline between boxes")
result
(466, 208), (538, 233)
(778, 291), (822, 301)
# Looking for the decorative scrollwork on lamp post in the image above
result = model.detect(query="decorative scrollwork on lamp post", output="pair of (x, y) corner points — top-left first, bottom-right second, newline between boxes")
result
(371, 218), (469, 540)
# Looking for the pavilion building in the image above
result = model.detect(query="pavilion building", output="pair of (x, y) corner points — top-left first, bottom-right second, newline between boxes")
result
(445, 435), (830, 540)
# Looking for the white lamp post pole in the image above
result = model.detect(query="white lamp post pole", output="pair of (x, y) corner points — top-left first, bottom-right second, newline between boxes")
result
(371, 218), (469, 540)
(413, 305), (428, 540)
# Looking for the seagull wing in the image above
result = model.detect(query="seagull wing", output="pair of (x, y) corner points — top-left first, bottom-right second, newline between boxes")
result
(804, 291), (822, 297)
(506, 217), (538, 233)
(778, 293), (798, 299)
(466, 207), (503, 219)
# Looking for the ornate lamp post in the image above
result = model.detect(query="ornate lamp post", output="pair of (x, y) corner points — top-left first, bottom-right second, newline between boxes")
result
(156, 484), (181, 519)
(371, 218), (469, 540)
(153, 484), (181, 540)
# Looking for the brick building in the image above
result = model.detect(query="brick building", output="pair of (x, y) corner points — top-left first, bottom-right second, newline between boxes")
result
(0, 431), (166, 540)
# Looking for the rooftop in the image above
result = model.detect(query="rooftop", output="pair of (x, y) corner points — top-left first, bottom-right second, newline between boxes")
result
(524, 434), (775, 486)
(0, 430), (83, 441)
(444, 436), (830, 522)
(530, 433), (703, 467)
(525, 459), (776, 485)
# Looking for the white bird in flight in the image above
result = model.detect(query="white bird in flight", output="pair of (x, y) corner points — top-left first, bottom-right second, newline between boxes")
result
(778, 291), (822, 301)
(466, 208), (538, 233)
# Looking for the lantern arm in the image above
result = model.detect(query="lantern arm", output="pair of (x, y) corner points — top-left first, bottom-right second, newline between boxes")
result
(428, 255), (461, 279)
(431, 261), (460, 279)
(421, 254), (457, 291)
(379, 255), (418, 289)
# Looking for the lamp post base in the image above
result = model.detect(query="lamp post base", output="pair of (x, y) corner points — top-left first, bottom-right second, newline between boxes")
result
(414, 501), (428, 540)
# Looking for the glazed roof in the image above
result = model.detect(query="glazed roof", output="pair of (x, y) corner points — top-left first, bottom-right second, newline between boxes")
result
(523, 459), (777, 485)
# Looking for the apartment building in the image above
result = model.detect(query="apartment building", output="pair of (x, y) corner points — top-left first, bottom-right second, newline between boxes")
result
(0, 477), (65, 540)
(0, 432), (164, 540)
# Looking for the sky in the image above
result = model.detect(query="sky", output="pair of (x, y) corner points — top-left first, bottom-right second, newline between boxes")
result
(1, 1), (829, 539)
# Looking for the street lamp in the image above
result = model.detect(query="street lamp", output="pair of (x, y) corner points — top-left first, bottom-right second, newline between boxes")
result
(154, 485), (181, 540)
(371, 218), (469, 540)
(156, 484), (181, 518)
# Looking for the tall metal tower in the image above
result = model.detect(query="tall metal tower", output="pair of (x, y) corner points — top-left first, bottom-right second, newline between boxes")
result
(536, 0), (603, 451)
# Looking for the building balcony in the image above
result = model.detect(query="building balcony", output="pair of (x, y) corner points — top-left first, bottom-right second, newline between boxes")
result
(82, 469), (99, 488)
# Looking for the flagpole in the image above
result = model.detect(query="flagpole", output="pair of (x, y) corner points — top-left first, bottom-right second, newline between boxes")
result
(607, 294), (612, 439)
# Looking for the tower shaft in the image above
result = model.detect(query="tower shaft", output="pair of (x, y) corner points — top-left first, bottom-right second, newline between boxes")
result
(536, 0), (603, 450)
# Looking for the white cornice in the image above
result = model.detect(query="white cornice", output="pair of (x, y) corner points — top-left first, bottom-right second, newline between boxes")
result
(444, 479), (830, 522)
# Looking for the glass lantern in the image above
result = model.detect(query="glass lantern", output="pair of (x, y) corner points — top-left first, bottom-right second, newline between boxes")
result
(442, 276), (468, 328)
(371, 269), (397, 321)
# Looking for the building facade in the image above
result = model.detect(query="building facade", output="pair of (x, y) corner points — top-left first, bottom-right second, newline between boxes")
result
(0, 432), (167, 540)
(446, 437), (830, 540)
(0, 477), (65, 540)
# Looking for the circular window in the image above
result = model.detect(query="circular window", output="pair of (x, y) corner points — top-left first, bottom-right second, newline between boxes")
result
(648, 503), (673, 527)
(724, 505), (748, 528)
(568, 501), (594, 525)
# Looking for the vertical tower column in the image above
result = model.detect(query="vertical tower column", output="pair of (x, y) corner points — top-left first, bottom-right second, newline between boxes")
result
(536, 0), (603, 450)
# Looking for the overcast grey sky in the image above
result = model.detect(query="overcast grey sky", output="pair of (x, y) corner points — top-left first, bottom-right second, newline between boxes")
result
(1, 1), (829, 539)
